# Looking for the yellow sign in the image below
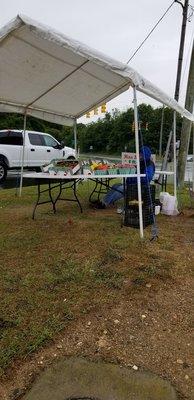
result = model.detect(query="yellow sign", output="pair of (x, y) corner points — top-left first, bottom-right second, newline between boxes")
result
(101, 104), (106, 113)
(94, 108), (98, 115)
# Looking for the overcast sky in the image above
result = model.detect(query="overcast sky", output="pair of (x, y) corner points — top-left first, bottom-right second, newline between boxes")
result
(1, 0), (194, 123)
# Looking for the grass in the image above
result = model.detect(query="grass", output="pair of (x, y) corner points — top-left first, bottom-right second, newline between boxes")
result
(0, 181), (193, 375)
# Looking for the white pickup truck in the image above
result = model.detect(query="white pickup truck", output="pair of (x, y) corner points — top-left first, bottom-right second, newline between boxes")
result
(0, 130), (76, 182)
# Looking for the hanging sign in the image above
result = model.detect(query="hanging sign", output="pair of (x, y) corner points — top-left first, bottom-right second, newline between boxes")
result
(101, 103), (106, 113)
(122, 152), (156, 165)
(93, 108), (98, 115)
(122, 152), (137, 167)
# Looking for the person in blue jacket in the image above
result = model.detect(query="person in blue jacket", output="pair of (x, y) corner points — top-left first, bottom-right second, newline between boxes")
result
(92, 146), (155, 209)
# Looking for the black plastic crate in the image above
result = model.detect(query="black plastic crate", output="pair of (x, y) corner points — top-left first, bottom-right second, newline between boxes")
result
(126, 184), (155, 204)
(124, 205), (154, 228)
(123, 184), (155, 228)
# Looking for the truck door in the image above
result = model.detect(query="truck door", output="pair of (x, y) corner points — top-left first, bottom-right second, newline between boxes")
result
(27, 133), (49, 166)
(42, 134), (63, 162)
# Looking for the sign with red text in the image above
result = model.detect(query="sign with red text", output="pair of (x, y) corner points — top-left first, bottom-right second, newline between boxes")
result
(122, 152), (156, 165)
(121, 152), (137, 167)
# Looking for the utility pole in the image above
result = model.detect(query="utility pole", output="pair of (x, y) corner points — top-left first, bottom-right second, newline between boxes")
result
(174, 0), (189, 101)
(177, 41), (194, 187)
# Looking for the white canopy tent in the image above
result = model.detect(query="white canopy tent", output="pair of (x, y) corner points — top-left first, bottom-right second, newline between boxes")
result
(0, 14), (194, 237)
(0, 14), (194, 124)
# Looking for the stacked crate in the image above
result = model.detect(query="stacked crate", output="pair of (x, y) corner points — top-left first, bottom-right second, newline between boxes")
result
(123, 184), (155, 228)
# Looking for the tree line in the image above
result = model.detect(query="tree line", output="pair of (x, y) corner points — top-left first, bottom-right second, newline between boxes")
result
(0, 104), (187, 155)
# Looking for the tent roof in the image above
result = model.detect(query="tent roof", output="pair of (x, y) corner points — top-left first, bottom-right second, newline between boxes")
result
(0, 14), (193, 126)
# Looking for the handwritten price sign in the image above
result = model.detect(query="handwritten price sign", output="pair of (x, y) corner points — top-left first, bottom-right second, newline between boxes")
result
(122, 152), (137, 167)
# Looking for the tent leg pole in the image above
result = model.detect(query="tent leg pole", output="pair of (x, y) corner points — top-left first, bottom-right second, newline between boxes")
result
(173, 111), (177, 199)
(19, 111), (27, 197)
(74, 120), (77, 158)
(133, 86), (144, 239)
(159, 104), (165, 158)
(193, 125), (194, 192)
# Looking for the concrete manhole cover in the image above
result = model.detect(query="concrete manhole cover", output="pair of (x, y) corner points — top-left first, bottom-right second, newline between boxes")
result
(23, 358), (177, 400)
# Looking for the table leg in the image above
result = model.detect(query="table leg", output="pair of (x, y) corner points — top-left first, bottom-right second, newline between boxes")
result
(49, 181), (57, 213)
(89, 178), (112, 203)
(51, 179), (83, 213)
(89, 179), (99, 202)
(32, 180), (61, 219)
(53, 182), (62, 213)
(32, 182), (41, 220)
(97, 180), (102, 201)
(73, 180), (83, 213)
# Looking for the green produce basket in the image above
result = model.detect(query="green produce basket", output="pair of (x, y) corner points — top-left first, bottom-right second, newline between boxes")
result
(94, 170), (108, 175)
(118, 168), (133, 175)
(107, 168), (119, 175)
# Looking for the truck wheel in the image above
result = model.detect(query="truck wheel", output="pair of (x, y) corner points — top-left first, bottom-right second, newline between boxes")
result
(0, 162), (7, 183)
(67, 156), (75, 160)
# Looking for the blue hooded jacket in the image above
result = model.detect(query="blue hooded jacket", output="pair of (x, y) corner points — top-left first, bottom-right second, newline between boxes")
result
(127, 146), (155, 185)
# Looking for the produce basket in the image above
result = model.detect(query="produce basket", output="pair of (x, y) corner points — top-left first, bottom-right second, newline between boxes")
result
(94, 170), (107, 175)
(48, 167), (58, 176)
(56, 169), (70, 177)
(53, 159), (80, 174)
(43, 159), (80, 175)
(82, 166), (92, 175)
(118, 168), (133, 174)
(107, 168), (119, 175)
(42, 163), (53, 172)
(130, 167), (136, 174)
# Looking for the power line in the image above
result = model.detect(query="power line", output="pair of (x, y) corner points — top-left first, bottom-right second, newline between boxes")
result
(126, 1), (176, 64)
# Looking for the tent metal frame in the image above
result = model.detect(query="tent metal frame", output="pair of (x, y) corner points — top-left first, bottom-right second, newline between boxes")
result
(19, 84), (178, 239)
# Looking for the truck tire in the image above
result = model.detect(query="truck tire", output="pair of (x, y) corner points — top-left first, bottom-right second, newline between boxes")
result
(67, 156), (75, 160)
(0, 161), (7, 183)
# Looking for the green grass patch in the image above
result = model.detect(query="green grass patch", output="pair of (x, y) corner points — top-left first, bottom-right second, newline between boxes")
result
(0, 183), (193, 374)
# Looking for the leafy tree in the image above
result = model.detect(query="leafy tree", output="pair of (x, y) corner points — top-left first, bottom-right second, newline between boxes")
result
(0, 105), (182, 155)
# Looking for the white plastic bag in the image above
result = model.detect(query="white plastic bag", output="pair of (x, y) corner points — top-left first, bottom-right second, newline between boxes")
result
(155, 205), (161, 215)
(160, 192), (179, 216)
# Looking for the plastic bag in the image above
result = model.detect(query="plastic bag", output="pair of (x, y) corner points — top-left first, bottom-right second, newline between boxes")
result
(159, 192), (179, 216)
